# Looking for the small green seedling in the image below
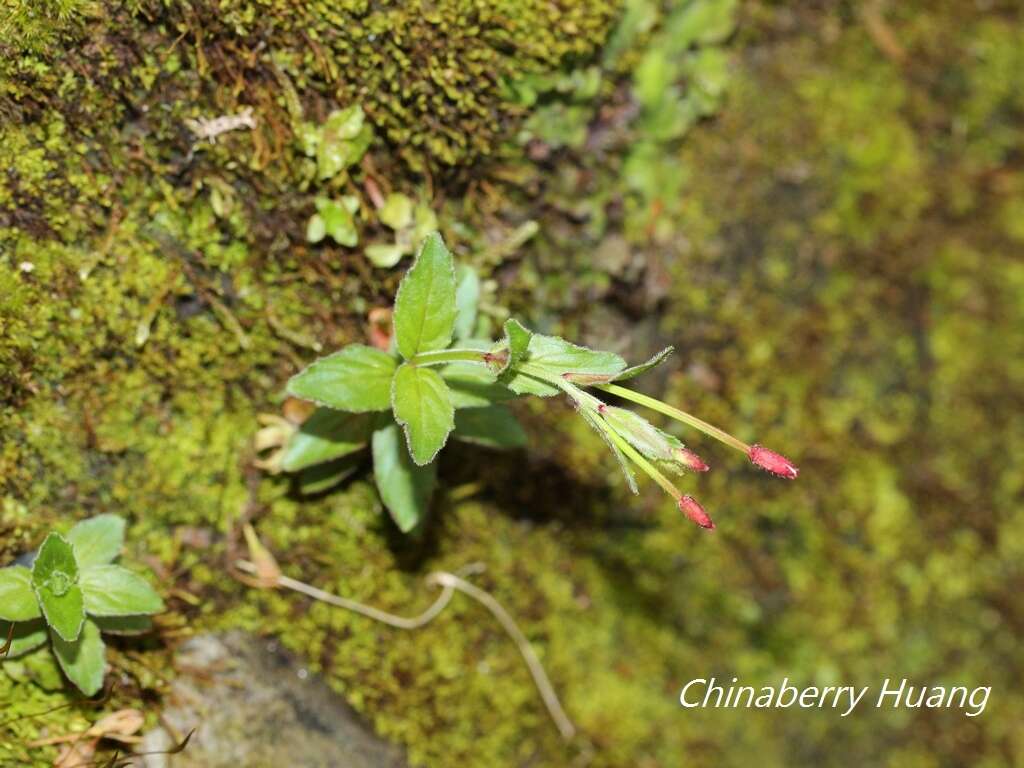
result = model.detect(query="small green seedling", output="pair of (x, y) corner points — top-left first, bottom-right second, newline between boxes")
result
(284, 232), (799, 532)
(0, 514), (164, 696)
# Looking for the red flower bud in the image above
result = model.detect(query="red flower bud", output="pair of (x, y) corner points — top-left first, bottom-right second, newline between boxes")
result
(748, 444), (799, 479)
(673, 447), (710, 472)
(678, 495), (715, 530)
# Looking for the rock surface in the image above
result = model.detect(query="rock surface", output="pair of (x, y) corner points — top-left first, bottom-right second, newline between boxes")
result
(135, 633), (407, 768)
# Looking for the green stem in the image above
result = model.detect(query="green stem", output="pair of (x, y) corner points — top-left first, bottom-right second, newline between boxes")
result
(596, 383), (750, 453)
(600, 420), (682, 501)
(408, 348), (491, 367)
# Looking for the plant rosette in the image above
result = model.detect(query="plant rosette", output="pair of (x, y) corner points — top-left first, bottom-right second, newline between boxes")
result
(0, 514), (164, 695)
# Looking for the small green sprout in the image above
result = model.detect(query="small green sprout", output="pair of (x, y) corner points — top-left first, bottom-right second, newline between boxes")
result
(280, 232), (799, 532)
(0, 514), (164, 696)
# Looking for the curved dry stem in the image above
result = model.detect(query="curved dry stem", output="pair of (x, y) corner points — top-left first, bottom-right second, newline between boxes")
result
(233, 559), (575, 740)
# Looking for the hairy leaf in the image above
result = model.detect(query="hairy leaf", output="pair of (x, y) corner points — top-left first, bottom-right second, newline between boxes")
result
(298, 455), (363, 496)
(441, 363), (516, 409)
(372, 423), (437, 532)
(600, 406), (679, 461)
(580, 408), (639, 494)
(0, 619), (48, 658)
(80, 565), (164, 617)
(504, 334), (627, 396)
(281, 409), (375, 472)
(392, 232), (457, 359)
(613, 346), (674, 382)
(287, 345), (397, 412)
(391, 363), (454, 465)
(51, 618), (106, 696)
(31, 534), (85, 642)
(91, 615), (154, 636)
(0, 566), (41, 622)
(67, 514), (125, 569)
(453, 406), (528, 449)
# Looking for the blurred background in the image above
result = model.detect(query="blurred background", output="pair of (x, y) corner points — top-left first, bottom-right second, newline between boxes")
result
(1, 0), (1021, 765)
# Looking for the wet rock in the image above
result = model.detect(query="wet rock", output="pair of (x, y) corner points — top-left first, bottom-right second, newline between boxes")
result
(135, 632), (407, 768)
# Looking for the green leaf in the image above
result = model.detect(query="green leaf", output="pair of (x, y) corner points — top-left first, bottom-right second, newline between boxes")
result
(613, 347), (674, 382)
(306, 213), (326, 243)
(281, 409), (374, 472)
(371, 423), (437, 533)
(31, 533), (85, 643)
(0, 566), (41, 622)
(453, 406), (528, 449)
(504, 334), (627, 397)
(498, 318), (532, 376)
(453, 265), (481, 340)
(91, 615), (154, 636)
(66, 514), (125, 568)
(0, 619), (48, 658)
(79, 565), (164, 617)
(365, 242), (406, 268)
(287, 345), (397, 412)
(51, 618), (106, 696)
(297, 455), (363, 496)
(379, 193), (413, 230)
(441, 363), (516, 409)
(664, 0), (737, 50)
(317, 106), (370, 180)
(599, 405), (679, 461)
(316, 198), (358, 247)
(580, 407), (638, 494)
(392, 232), (457, 359)
(3, 643), (65, 690)
(391, 363), (454, 465)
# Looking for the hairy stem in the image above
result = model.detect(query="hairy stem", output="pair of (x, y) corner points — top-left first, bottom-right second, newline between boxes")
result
(408, 348), (492, 366)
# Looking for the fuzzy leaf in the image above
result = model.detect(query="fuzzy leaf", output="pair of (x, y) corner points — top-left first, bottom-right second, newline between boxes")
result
(31, 534), (85, 642)
(372, 423), (437, 533)
(392, 233), (457, 359)
(453, 265), (481, 340)
(498, 318), (532, 376)
(600, 406), (679, 461)
(391, 363), (454, 465)
(297, 455), (362, 496)
(0, 619), (48, 658)
(581, 408), (639, 494)
(66, 514), (125, 569)
(0, 566), (41, 622)
(91, 615), (154, 636)
(287, 345), (397, 412)
(613, 347), (674, 382)
(504, 334), (627, 397)
(441, 363), (516, 408)
(51, 618), (106, 696)
(281, 409), (374, 472)
(80, 565), (164, 617)
(453, 406), (527, 449)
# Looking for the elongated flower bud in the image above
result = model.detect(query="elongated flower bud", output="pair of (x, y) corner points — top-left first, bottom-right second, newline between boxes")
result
(673, 447), (709, 473)
(678, 495), (715, 529)
(748, 444), (799, 479)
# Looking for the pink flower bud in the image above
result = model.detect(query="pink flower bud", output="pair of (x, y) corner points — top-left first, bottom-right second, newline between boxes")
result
(673, 447), (709, 472)
(678, 495), (715, 530)
(748, 444), (799, 479)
